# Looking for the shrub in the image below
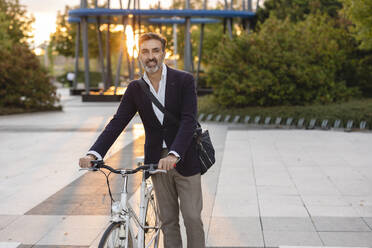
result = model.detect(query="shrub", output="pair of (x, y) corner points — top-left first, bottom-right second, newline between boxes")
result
(0, 43), (59, 109)
(206, 14), (358, 107)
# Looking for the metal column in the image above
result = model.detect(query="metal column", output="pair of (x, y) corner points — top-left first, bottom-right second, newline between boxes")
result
(81, 0), (90, 94)
(73, 22), (80, 89)
(184, 0), (192, 72)
(95, 0), (106, 90)
(173, 22), (177, 68)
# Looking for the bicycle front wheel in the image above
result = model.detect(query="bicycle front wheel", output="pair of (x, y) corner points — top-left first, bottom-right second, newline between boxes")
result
(99, 222), (133, 248)
(144, 194), (160, 248)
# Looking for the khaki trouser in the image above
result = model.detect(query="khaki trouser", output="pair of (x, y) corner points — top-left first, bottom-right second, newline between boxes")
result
(151, 148), (205, 248)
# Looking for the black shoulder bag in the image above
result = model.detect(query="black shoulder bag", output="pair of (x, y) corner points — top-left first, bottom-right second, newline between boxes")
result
(138, 78), (215, 175)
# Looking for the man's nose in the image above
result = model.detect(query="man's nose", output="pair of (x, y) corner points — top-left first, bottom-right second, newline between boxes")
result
(148, 51), (155, 59)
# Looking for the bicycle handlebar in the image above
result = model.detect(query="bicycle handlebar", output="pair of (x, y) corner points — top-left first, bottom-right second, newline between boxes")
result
(89, 160), (161, 175)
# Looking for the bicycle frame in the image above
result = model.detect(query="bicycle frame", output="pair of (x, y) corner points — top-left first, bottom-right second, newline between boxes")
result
(112, 169), (160, 248)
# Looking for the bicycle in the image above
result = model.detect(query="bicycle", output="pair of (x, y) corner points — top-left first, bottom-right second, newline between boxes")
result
(80, 160), (166, 248)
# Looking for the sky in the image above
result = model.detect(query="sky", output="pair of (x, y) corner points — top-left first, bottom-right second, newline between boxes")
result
(20, 0), (261, 47)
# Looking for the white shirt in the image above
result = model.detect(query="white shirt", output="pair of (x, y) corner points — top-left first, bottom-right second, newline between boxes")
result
(88, 63), (180, 161)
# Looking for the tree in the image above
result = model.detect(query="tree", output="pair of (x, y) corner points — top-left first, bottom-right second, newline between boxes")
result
(206, 14), (357, 107)
(257, 0), (343, 24)
(341, 0), (372, 50)
(50, 4), (123, 59)
(0, 0), (34, 44)
(0, 0), (59, 110)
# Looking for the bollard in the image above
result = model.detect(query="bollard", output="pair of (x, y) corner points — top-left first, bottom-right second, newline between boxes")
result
(360, 121), (367, 130)
(206, 114), (213, 122)
(345, 120), (353, 132)
(254, 116), (261, 124)
(286, 117), (293, 126)
(264, 117), (271, 125)
(321, 120), (329, 130)
(244, 116), (251, 124)
(198, 113), (205, 122)
(297, 118), (305, 128)
(275, 117), (282, 126)
(233, 115), (240, 123)
(308, 119), (317, 129)
(333, 119), (341, 129)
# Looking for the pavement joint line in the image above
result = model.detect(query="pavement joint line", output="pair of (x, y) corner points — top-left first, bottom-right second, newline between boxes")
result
(247, 132), (266, 247)
(0, 126), (133, 133)
(204, 125), (228, 243)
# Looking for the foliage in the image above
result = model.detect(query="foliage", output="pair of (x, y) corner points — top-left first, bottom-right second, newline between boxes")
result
(0, 0), (59, 111)
(0, 43), (59, 109)
(0, 0), (34, 44)
(206, 14), (358, 107)
(257, 0), (343, 23)
(198, 95), (372, 129)
(57, 71), (102, 87)
(50, 4), (123, 58)
(341, 0), (372, 50)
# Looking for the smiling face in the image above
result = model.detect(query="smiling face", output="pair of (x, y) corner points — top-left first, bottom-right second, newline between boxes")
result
(139, 39), (165, 74)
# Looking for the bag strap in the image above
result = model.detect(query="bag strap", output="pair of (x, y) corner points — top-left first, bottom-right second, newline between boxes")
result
(138, 78), (202, 129)
(138, 78), (180, 125)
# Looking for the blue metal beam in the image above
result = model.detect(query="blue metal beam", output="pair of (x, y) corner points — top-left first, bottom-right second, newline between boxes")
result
(68, 16), (221, 24)
(69, 8), (255, 18)
(148, 18), (221, 24)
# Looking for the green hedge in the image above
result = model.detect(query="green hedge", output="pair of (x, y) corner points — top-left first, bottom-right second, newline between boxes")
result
(198, 95), (372, 128)
(206, 14), (359, 107)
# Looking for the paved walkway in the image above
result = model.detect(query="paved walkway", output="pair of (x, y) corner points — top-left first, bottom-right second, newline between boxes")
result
(0, 88), (371, 248)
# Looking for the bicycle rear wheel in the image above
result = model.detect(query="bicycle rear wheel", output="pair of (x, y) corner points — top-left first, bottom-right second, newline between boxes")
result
(99, 222), (133, 248)
(144, 194), (160, 248)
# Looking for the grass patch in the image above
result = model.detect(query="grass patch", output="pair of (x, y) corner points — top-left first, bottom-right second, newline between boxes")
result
(0, 106), (62, 115)
(198, 95), (372, 128)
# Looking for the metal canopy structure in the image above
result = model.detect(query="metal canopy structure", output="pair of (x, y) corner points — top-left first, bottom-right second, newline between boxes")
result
(69, 8), (255, 18)
(68, 0), (256, 97)
(68, 17), (221, 24)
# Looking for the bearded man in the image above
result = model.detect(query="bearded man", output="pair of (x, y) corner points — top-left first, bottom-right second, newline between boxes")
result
(79, 32), (205, 248)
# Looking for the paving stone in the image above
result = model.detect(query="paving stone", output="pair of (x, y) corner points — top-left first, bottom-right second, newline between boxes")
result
(261, 217), (316, 232)
(0, 215), (65, 244)
(260, 204), (309, 217)
(0, 216), (19, 231)
(301, 195), (349, 206)
(319, 231), (372, 247)
(0, 242), (21, 248)
(263, 230), (322, 247)
(207, 217), (264, 247)
(258, 195), (304, 206)
(36, 227), (104, 246)
(306, 205), (360, 217)
(257, 185), (300, 196)
(212, 195), (259, 217)
(312, 217), (371, 231)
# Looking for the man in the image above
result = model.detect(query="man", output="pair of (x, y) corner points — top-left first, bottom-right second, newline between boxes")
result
(79, 32), (205, 248)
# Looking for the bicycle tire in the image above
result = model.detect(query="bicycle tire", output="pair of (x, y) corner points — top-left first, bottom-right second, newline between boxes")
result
(99, 222), (133, 248)
(143, 194), (160, 248)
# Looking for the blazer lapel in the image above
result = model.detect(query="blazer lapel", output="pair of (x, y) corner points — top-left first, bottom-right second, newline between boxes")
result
(164, 65), (176, 111)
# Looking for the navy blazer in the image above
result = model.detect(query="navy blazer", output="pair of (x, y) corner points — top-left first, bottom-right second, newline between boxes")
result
(89, 65), (200, 176)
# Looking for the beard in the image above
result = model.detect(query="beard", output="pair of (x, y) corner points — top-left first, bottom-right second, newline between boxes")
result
(140, 57), (163, 74)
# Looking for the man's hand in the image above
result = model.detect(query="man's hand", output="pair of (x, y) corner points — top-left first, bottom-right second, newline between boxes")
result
(158, 154), (178, 171)
(79, 155), (96, 168)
